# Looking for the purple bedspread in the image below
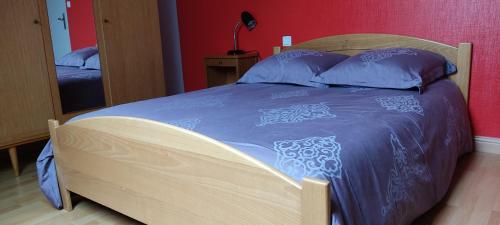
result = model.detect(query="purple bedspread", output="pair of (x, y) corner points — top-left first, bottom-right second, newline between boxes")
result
(37, 80), (472, 225)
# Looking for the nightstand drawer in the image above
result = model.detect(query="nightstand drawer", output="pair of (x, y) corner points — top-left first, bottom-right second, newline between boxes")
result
(204, 52), (259, 88)
(205, 58), (238, 67)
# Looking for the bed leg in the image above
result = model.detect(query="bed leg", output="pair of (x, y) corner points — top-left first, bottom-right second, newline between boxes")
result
(8, 147), (20, 176)
(60, 188), (73, 211)
(302, 177), (331, 225)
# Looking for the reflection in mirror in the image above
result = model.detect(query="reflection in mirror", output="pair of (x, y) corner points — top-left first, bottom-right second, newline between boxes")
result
(46, 0), (105, 114)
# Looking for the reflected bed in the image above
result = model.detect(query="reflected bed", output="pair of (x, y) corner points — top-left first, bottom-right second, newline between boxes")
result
(55, 65), (105, 113)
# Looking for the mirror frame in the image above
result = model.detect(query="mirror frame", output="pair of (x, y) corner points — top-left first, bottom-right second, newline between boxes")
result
(38, 0), (110, 123)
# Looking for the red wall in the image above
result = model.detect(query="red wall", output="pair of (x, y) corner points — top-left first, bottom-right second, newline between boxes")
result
(176, 0), (500, 138)
(67, 0), (97, 50)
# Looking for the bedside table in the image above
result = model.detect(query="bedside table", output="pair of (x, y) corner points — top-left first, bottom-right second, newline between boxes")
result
(204, 52), (259, 87)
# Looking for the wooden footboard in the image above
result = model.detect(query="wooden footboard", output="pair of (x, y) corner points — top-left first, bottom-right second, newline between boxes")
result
(48, 117), (331, 225)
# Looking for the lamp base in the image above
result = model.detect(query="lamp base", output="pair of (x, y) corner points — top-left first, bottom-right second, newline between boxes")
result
(227, 49), (245, 55)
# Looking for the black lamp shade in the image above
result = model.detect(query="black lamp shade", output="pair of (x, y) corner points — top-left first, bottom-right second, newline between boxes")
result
(241, 11), (256, 30)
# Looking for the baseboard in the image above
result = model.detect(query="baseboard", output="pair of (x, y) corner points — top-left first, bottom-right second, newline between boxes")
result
(475, 136), (500, 154)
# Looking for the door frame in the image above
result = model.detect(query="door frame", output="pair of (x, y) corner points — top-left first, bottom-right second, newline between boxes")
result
(91, 0), (112, 106)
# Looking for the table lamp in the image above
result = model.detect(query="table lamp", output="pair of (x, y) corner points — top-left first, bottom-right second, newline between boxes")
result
(227, 11), (257, 55)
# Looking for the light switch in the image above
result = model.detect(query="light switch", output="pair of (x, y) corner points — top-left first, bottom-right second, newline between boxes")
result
(282, 36), (292, 47)
(66, 1), (71, 8)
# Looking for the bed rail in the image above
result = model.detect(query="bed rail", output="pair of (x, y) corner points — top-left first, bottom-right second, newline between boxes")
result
(48, 117), (331, 225)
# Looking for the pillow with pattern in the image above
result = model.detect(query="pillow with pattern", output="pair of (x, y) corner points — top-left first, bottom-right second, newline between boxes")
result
(311, 48), (457, 92)
(238, 49), (349, 87)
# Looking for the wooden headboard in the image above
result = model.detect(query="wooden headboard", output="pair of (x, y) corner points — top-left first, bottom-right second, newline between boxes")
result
(273, 34), (472, 102)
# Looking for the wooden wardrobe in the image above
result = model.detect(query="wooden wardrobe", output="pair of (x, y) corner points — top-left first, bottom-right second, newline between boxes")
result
(0, 0), (165, 176)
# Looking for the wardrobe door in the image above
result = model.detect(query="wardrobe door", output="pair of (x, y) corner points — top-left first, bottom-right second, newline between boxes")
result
(94, 0), (166, 105)
(0, 0), (55, 146)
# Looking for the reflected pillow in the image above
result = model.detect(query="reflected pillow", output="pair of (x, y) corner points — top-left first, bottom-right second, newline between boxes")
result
(55, 47), (98, 67)
(237, 49), (349, 87)
(311, 48), (457, 92)
(81, 53), (100, 70)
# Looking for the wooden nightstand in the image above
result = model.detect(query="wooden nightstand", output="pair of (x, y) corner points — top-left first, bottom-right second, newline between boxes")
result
(204, 52), (259, 87)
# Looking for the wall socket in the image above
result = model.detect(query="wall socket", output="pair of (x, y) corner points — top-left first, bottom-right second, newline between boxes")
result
(282, 36), (292, 47)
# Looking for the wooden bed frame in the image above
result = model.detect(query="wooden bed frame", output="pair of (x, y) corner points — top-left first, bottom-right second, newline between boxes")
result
(49, 34), (472, 225)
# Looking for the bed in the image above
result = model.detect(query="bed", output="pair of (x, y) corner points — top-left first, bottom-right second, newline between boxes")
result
(55, 65), (106, 113)
(37, 34), (473, 225)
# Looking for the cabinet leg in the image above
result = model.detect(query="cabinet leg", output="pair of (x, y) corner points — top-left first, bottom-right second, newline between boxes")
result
(8, 147), (20, 176)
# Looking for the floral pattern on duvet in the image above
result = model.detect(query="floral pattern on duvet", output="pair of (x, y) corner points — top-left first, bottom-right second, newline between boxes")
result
(376, 95), (424, 116)
(257, 102), (336, 126)
(382, 133), (431, 222)
(273, 136), (342, 179)
(271, 90), (309, 99)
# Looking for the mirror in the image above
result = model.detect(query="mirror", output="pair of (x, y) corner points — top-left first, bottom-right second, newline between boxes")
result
(46, 0), (106, 114)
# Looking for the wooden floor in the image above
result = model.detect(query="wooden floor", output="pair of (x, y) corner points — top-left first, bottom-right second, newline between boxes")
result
(413, 151), (500, 225)
(0, 141), (141, 225)
(1, 141), (499, 225)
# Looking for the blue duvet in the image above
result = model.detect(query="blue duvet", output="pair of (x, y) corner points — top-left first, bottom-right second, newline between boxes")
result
(37, 80), (472, 225)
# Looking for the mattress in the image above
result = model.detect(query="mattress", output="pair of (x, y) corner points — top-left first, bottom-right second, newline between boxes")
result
(56, 66), (105, 113)
(37, 80), (472, 225)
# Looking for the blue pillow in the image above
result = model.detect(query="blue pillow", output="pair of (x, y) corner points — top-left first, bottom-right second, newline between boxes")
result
(238, 49), (349, 87)
(55, 47), (98, 67)
(81, 53), (100, 70)
(311, 48), (457, 92)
